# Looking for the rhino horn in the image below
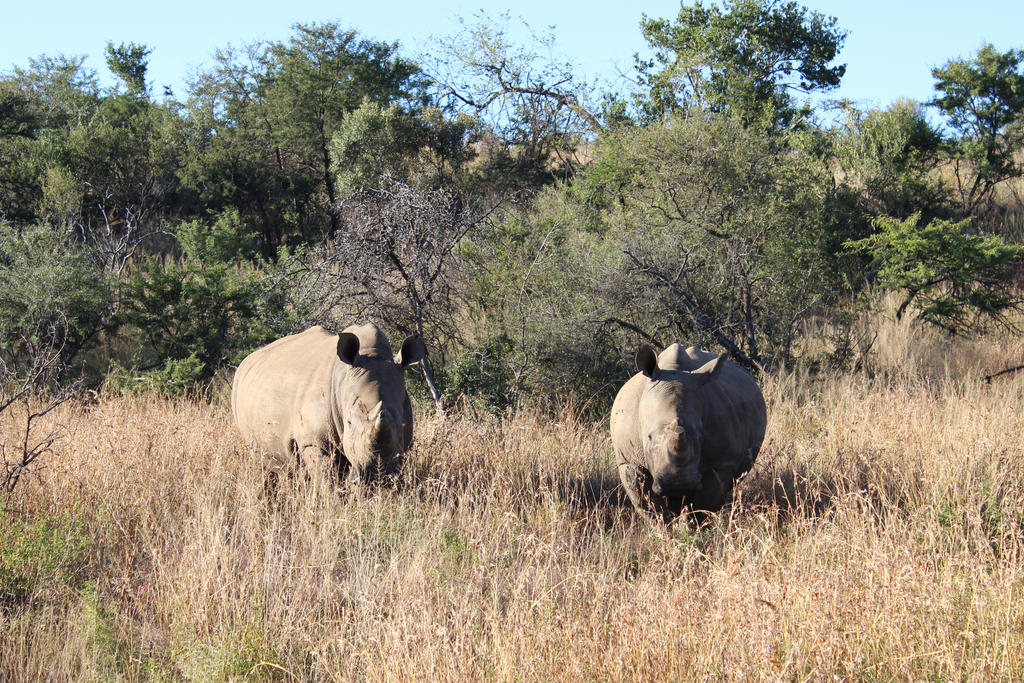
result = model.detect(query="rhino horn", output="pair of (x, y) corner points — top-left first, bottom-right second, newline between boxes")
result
(694, 353), (727, 385)
(369, 400), (384, 426)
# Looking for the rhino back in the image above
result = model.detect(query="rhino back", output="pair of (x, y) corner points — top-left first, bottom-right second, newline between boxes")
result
(231, 326), (341, 466)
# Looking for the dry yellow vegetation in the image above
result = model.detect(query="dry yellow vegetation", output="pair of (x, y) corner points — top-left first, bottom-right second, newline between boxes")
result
(3, 309), (1024, 681)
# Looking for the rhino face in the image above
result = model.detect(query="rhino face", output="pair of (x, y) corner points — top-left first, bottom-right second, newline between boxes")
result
(635, 346), (724, 498)
(639, 384), (704, 496)
(336, 332), (423, 484)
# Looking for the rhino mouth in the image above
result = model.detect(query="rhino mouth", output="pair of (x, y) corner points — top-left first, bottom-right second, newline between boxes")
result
(345, 455), (403, 486)
(651, 474), (701, 497)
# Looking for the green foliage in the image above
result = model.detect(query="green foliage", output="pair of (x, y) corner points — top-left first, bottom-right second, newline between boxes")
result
(0, 83), (39, 139)
(265, 21), (423, 214)
(0, 507), (90, 611)
(636, 0), (847, 127)
(845, 213), (1024, 333)
(431, 12), (595, 193)
(1, 15), (1023, 407)
(931, 44), (1024, 215)
(835, 100), (946, 221)
(331, 101), (479, 196)
(330, 99), (424, 194)
(460, 189), (630, 410)
(0, 56), (100, 224)
(104, 41), (151, 95)
(108, 354), (207, 396)
(76, 585), (131, 680)
(175, 208), (259, 263)
(171, 618), (291, 681)
(0, 49), (186, 251)
(583, 112), (841, 364)
(147, 355), (207, 396)
(183, 22), (425, 250)
(463, 108), (852, 407)
(444, 334), (519, 410)
(0, 222), (111, 368)
(118, 215), (285, 392)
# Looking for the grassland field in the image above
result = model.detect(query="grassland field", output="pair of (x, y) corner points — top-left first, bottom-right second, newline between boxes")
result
(3, 308), (1024, 681)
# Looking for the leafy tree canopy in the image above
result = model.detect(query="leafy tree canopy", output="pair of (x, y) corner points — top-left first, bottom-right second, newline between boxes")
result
(181, 22), (426, 247)
(835, 99), (946, 221)
(930, 44), (1024, 215)
(105, 42), (151, 96)
(636, 0), (846, 127)
(844, 213), (1024, 334)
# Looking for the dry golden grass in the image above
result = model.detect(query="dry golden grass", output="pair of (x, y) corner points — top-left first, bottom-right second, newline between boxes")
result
(3, 312), (1024, 681)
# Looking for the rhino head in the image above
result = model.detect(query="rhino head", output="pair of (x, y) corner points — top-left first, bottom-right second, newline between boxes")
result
(335, 331), (424, 484)
(635, 345), (725, 498)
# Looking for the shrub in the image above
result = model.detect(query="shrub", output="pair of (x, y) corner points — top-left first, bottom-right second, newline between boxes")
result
(117, 212), (286, 392)
(845, 213), (1024, 333)
(0, 222), (111, 371)
(445, 334), (519, 410)
(0, 507), (90, 612)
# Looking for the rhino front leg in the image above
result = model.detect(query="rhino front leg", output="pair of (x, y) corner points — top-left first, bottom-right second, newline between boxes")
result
(295, 441), (345, 488)
(689, 468), (732, 513)
(617, 462), (681, 523)
(617, 462), (647, 512)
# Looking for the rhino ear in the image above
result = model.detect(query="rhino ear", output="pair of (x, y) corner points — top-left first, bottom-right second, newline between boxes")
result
(636, 345), (659, 379)
(337, 332), (360, 366)
(395, 336), (424, 368)
(695, 353), (727, 385)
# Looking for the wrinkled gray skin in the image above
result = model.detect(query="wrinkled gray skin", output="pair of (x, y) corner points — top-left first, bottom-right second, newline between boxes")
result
(231, 324), (424, 484)
(610, 344), (767, 521)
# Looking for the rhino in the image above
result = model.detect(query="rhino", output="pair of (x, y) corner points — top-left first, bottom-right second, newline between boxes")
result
(610, 344), (766, 521)
(231, 324), (424, 483)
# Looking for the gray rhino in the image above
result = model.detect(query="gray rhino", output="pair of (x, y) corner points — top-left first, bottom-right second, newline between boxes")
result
(610, 344), (766, 520)
(231, 324), (424, 483)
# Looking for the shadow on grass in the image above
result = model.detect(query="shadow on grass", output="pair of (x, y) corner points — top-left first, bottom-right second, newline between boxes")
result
(736, 443), (926, 526)
(739, 463), (841, 519)
(557, 468), (636, 528)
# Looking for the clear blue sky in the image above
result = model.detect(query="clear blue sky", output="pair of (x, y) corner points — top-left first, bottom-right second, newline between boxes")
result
(3, 0), (1023, 112)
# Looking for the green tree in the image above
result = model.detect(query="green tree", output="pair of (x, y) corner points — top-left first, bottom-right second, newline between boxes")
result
(586, 112), (840, 367)
(0, 83), (41, 223)
(180, 43), (292, 256)
(119, 212), (282, 390)
(0, 56), (101, 224)
(834, 99), (946, 221)
(0, 87), (37, 139)
(330, 100), (424, 195)
(264, 22), (424, 235)
(330, 100), (478, 196)
(105, 41), (151, 96)
(1, 48), (186, 269)
(845, 213), (1024, 333)
(183, 22), (425, 253)
(930, 44), (1024, 216)
(636, 0), (846, 127)
(0, 222), (111, 370)
(463, 110), (844, 411)
(431, 12), (597, 194)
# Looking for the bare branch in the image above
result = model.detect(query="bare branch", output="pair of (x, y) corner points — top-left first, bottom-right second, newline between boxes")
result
(622, 248), (768, 372)
(2, 312), (79, 495)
